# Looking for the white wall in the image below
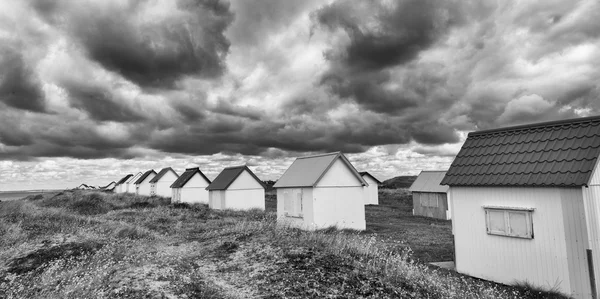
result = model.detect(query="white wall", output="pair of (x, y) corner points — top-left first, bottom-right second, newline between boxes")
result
(318, 159), (363, 187)
(228, 170), (264, 190)
(155, 170), (178, 198)
(209, 190), (226, 209)
(126, 173), (142, 193)
(451, 186), (591, 298)
(136, 173), (156, 196)
(312, 187), (366, 230)
(362, 175), (378, 205)
(173, 173), (210, 204)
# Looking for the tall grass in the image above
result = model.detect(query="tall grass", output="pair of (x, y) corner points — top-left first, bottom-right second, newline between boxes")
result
(0, 190), (571, 299)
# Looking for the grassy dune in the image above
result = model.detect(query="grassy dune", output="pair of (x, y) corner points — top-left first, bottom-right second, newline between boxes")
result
(0, 191), (568, 298)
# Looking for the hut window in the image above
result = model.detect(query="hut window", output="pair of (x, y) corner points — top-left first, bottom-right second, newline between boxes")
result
(484, 208), (533, 239)
(283, 190), (303, 218)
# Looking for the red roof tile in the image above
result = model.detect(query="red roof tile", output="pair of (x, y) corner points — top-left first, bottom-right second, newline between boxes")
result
(441, 115), (600, 187)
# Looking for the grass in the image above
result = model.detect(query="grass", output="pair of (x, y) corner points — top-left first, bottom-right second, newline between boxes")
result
(0, 190), (571, 298)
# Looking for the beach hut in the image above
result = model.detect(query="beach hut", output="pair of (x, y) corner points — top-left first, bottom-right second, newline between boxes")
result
(273, 152), (368, 230)
(170, 167), (211, 204)
(134, 170), (156, 196)
(101, 181), (116, 192)
(360, 171), (381, 205)
(206, 165), (265, 210)
(115, 174), (132, 193)
(125, 172), (142, 193)
(440, 115), (600, 299)
(409, 171), (450, 220)
(149, 167), (179, 198)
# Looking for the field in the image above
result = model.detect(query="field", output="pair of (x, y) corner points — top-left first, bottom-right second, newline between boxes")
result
(0, 190), (568, 298)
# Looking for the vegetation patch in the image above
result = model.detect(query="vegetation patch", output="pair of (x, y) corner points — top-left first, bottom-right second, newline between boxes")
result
(6, 241), (104, 274)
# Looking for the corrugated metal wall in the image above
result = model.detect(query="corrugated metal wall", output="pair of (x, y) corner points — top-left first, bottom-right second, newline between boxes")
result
(450, 186), (591, 298)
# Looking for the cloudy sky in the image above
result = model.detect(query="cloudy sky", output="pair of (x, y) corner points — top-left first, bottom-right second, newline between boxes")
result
(1, 0), (599, 190)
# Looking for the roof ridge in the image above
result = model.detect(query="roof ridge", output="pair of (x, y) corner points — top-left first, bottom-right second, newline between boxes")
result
(296, 151), (341, 159)
(470, 115), (600, 136)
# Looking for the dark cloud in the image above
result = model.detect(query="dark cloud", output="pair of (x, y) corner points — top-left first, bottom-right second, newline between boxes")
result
(63, 82), (146, 123)
(34, 0), (234, 89)
(0, 48), (46, 112)
(314, 0), (463, 72)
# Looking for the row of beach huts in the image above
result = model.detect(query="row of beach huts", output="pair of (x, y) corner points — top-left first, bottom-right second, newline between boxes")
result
(86, 115), (600, 298)
(107, 152), (382, 231)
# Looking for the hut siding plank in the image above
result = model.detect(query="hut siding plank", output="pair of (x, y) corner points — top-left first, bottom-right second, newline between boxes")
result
(412, 192), (449, 220)
(452, 186), (577, 296)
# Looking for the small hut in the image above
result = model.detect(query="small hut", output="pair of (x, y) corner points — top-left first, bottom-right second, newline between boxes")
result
(149, 167), (179, 198)
(360, 171), (381, 205)
(125, 172), (142, 193)
(134, 169), (156, 196)
(171, 167), (211, 204)
(206, 165), (265, 210)
(409, 171), (450, 220)
(115, 174), (132, 193)
(273, 152), (368, 230)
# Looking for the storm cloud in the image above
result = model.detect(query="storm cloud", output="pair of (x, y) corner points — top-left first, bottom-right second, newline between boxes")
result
(1, 0), (600, 189)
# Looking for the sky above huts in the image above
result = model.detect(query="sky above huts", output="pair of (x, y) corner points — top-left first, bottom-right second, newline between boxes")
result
(1, 0), (599, 190)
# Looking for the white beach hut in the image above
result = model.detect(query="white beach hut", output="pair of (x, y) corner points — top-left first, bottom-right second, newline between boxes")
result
(125, 172), (142, 193)
(149, 167), (179, 198)
(206, 165), (265, 210)
(170, 167), (211, 204)
(273, 152), (368, 231)
(409, 171), (450, 220)
(134, 169), (156, 196)
(101, 181), (116, 192)
(115, 174), (132, 193)
(359, 171), (381, 205)
(441, 115), (600, 299)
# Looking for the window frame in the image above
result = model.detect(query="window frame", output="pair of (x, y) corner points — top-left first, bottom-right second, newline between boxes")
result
(484, 206), (534, 239)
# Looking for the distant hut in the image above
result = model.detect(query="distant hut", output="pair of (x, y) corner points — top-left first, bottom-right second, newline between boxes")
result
(409, 171), (450, 220)
(134, 170), (157, 196)
(441, 115), (600, 299)
(125, 172), (142, 193)
(206, 165), (265, 210)
(115, 174), (132, 193)
(273, 152), (368, 230)
(149, 167), (179, 198)
(101, 181), (116, 192)
(359, 171), (381, 205)
(171, 167), (211, 204)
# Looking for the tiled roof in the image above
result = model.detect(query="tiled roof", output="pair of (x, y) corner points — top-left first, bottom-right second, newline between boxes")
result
(409, 171), (449, 193)
(149, 167), (179, 183)
(441, 115), (600, 187)
(116, 174), (133, 185)
(359, 171), (382, 184)
(274, 152), (367, 188)
(135, 170), (157, 185)
(170, 167), (211, 188)
(206, 165), (265, 191)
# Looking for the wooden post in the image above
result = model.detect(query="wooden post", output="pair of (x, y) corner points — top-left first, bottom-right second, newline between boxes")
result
(588, 249), (597, 299)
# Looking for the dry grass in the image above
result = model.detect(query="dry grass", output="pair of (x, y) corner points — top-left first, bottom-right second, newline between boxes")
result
(0, 190), (571, 299)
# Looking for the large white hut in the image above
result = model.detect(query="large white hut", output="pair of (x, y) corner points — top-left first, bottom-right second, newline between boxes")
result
(359, 171), (381, 205)
(206, 165), (265, 210)
(273, 152), (368, 231)
(441, 115), (600, 299)
(134, 169), (156, 196)
(115, 174), (132, 193)
(171, 167), (211, 204)
(149, 167), (179, 198)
